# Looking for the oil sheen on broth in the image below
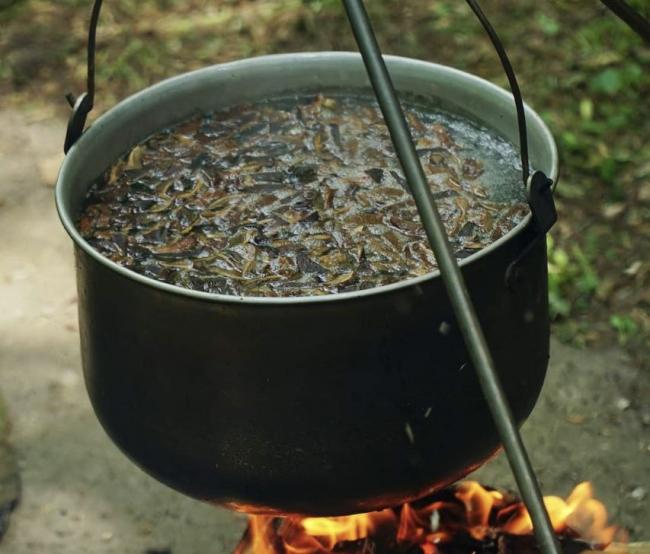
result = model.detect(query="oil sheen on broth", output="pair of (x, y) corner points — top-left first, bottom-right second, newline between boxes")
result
(77, 94), (529, 297)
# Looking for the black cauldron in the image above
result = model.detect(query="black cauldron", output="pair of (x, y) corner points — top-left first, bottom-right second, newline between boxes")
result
(56, 53), (558, 516)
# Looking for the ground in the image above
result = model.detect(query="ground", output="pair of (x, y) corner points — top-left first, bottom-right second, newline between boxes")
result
(0, 0), (648, 551)
(0, 108), (647, 553)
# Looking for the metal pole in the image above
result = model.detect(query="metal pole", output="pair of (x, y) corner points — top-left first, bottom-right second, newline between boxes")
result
(600, 0), (650, 43)
(341, 2), (561, 554)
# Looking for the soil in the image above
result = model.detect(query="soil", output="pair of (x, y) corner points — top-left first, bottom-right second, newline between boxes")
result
(0, 108), (647, 553)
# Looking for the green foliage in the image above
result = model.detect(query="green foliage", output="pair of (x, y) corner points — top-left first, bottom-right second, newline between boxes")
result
(303, 0), (340, 10)
(547, 235), (600, 320)
(610, 314), (640, 345)
(589, 64), (643, 95)
(536, 13), (560, 36)
(96, 38), (170, 94)
(553, 320), (593, 349)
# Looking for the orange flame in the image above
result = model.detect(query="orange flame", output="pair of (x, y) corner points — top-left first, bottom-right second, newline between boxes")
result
(498, 482), (622, 545)
(235, 481), (625, 554)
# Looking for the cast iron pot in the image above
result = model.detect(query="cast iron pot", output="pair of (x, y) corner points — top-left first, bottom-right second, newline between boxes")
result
(56, 52), (558, 516)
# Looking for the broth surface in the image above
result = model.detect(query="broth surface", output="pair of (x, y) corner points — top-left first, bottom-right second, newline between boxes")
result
(78, 94), (529, 297)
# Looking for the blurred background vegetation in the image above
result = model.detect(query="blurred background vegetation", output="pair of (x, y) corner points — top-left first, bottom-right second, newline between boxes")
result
(1, 0), (648, 364)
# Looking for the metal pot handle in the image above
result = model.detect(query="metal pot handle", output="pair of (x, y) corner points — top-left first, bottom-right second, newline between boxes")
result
(64, 0), (649, 169)
(63, 0), (102, 154)
(64, 0), (563, 235)
(62, 0), (558, 288)
(462, 1), (557, 273)
(64, 0), (537, 184)
(463, 0), (532, 186)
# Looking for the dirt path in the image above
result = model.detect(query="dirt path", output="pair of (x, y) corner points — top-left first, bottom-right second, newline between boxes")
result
(0, 108), (647, 553)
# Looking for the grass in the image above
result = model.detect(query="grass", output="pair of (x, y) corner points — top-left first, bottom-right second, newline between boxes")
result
(1, 0), (648, 364)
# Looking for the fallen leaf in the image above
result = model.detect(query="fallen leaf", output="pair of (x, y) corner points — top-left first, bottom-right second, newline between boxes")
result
(602, 203), (625, 219)
(624, 261), (642, 276)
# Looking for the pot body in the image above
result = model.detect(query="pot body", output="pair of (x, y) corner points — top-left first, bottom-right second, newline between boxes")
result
(57, 53), (558, 516)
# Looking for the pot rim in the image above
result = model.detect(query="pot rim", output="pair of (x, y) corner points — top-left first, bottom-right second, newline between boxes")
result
(56, 51), (558, 305)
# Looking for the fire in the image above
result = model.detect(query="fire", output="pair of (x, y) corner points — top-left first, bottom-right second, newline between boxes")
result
(234, 481), (626, 554)
(235, 509), (396, 554)
(498, 482), (620, 544)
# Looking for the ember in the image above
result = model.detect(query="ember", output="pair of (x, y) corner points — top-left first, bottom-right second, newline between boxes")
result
(234, 482), (626, 554)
